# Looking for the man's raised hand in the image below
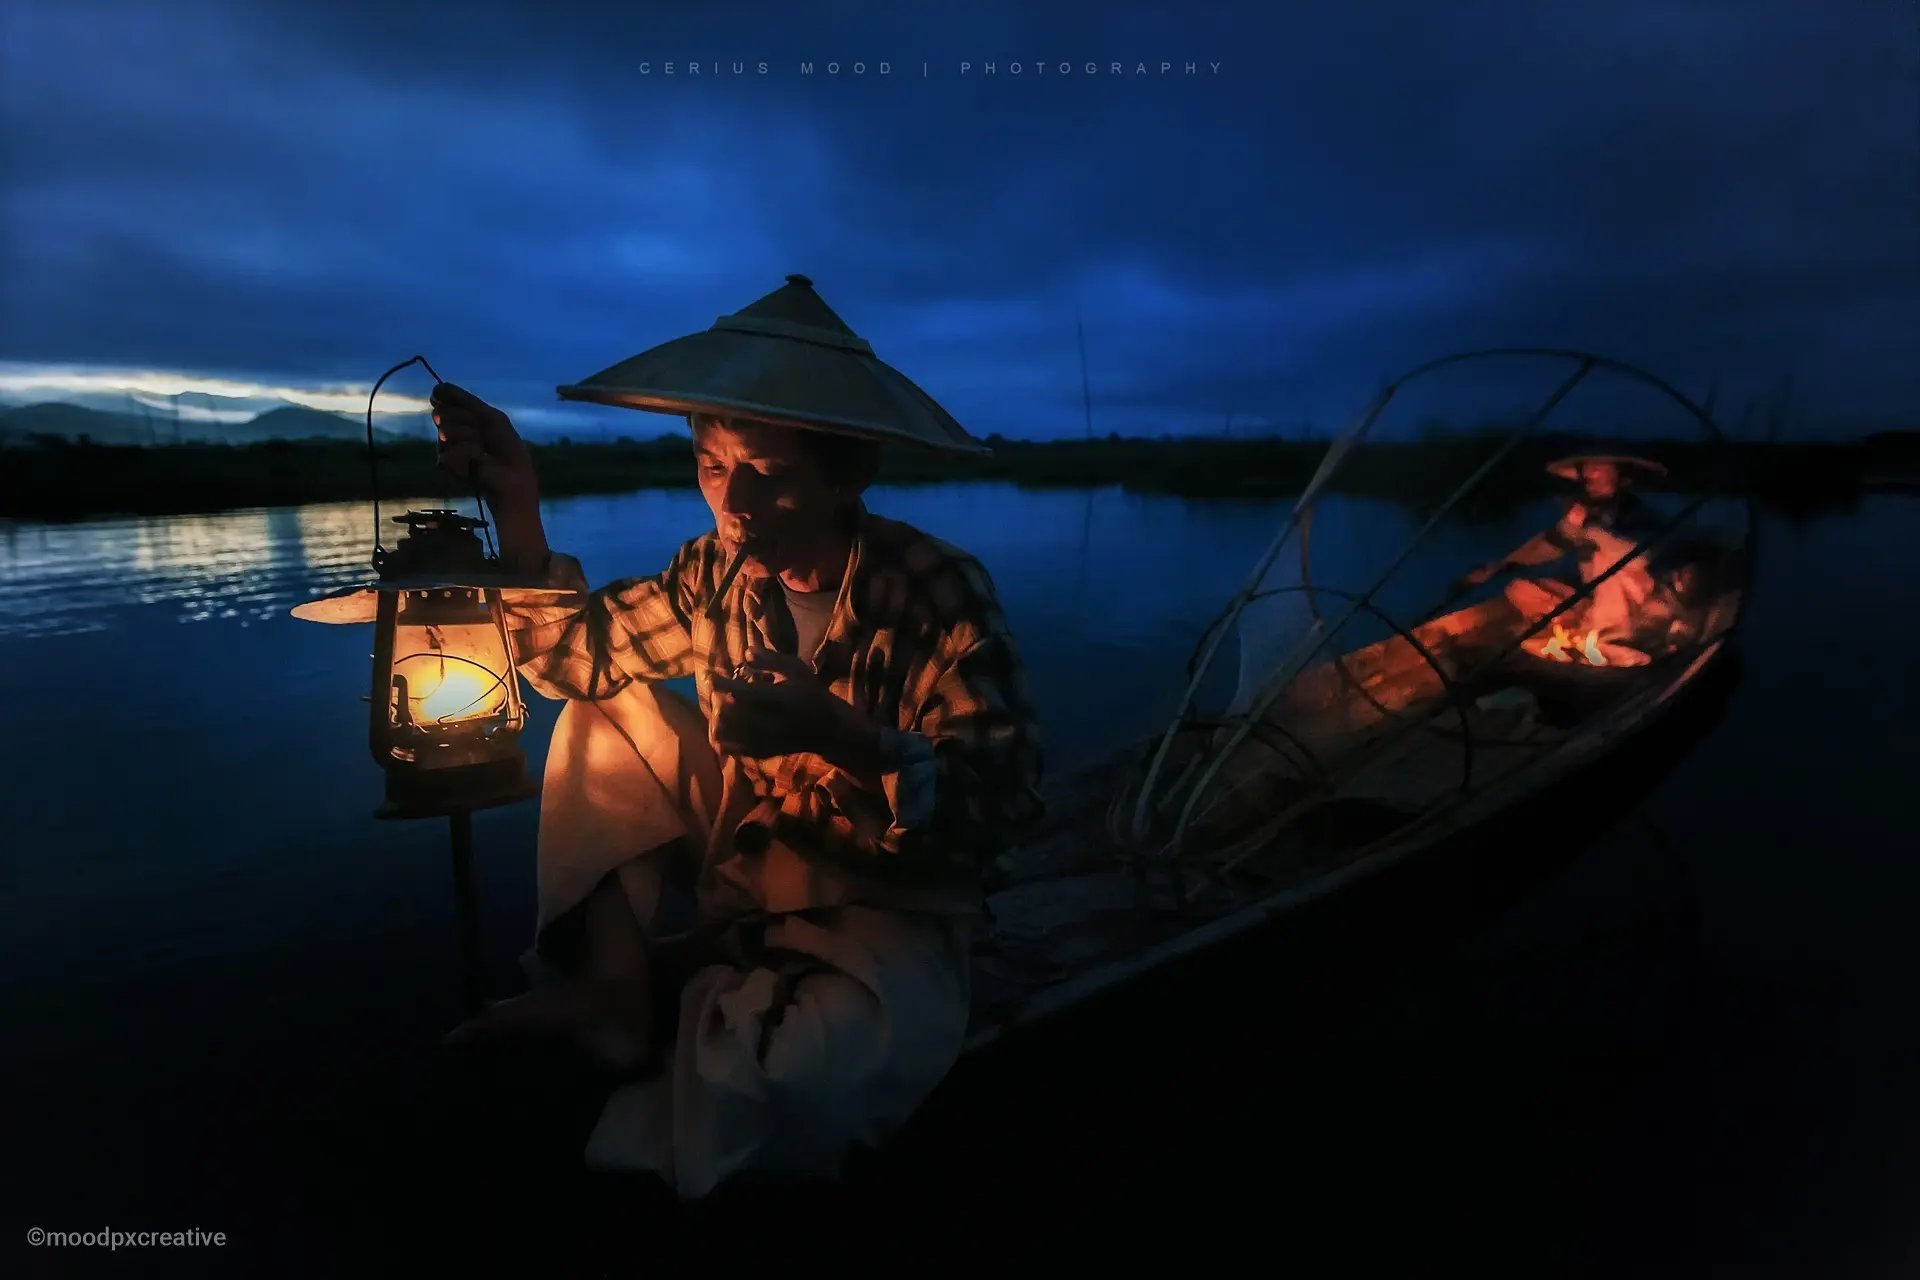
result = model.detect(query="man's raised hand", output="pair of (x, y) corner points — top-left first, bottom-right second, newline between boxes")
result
(430, 382), (542, 519)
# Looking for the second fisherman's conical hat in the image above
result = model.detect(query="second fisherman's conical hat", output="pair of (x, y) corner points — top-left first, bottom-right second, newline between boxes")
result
(1546, 453), (1668, 481)
(554, 274), (990, 456)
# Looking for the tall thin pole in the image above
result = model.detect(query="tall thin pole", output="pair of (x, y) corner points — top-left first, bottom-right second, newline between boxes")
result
(448, 810), (484, 1016)
(1075, 307), (1094, 441)
(1072, 308), (1097, 637)
(1765, 375), (1793, 444)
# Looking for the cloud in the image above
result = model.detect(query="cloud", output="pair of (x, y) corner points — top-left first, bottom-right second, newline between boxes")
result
(0, 363), (431, 416)
(2, 0), (1912, 440)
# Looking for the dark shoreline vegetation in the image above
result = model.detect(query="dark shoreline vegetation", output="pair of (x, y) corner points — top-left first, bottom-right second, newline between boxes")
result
(1, 429), (1915, 522)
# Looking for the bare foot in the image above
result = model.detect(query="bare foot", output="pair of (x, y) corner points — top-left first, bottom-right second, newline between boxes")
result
(443, 977), (653, 1072)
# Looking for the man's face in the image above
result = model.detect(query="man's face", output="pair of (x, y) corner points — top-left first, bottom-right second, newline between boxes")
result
(692, 415), (843, 574)
(1580, 461), (1621, 501)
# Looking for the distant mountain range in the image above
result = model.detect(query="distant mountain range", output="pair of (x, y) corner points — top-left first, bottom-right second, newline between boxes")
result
(0, 401), (416, 446)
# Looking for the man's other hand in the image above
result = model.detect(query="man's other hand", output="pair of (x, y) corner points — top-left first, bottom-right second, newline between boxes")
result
(711, 645), (882, 770)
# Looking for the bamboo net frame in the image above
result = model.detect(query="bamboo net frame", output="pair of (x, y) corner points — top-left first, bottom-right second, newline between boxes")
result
(1111, 347), (1750, 882)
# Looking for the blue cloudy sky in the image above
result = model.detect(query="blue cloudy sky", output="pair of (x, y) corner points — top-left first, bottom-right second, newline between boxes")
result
(2, 0), (1914, 440)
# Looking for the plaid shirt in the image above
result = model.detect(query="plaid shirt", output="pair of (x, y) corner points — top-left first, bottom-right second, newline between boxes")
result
(504, 504), (1045, 911)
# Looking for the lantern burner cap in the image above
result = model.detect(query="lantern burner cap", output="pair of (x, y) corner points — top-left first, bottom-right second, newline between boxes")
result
(375, 507), (496, 582)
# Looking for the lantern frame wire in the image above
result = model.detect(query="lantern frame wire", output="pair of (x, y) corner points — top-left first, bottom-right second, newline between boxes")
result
(364, 354), (503, 567)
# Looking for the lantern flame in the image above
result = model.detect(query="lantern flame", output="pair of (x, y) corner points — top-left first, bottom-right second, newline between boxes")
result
(413, 665), (499, 722)
(391, 618), (512, 727)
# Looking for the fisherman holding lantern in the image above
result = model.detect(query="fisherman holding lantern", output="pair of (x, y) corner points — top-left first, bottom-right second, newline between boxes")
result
(430, 274), (1045, 1198)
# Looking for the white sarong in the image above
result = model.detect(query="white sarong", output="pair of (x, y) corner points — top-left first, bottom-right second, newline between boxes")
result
(529, 681), (975, 1199)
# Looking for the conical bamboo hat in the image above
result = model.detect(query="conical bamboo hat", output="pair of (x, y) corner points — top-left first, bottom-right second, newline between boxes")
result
(554, 274), (990, 456)
(1546, 453), (1668, 481)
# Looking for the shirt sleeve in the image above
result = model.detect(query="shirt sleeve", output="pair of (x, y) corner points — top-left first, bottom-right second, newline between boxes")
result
(502, 538), (712, 700)
(886, 619), (1048, 866)
(776, 564), (1047, 876)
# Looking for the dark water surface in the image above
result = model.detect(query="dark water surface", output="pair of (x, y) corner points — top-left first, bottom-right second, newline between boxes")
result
(1, 485), (1914, 1273)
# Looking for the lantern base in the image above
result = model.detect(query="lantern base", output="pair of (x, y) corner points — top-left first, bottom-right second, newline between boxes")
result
(374, 755), (541, 820)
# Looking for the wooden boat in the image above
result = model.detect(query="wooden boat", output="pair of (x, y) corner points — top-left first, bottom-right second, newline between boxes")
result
(964, 585), (1743, 1050)
(956, 349), (1753, 1059)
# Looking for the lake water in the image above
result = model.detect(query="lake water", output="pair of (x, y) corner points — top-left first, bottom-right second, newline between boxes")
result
(1, 483), (1915, 1272)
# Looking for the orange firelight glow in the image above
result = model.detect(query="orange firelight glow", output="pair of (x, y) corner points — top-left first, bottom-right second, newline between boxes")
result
(1532, 621), (1610, 666)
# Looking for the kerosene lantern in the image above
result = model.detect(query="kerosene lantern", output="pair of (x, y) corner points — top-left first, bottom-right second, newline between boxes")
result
(289, 357), (569, 1013)
(294, 508), (546, 816)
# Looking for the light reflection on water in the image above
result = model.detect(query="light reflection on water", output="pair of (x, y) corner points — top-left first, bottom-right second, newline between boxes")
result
(0, 496), (490, 637)
(0, 483), (1751, 641)
(0, 484), (1496, 767)
(0, 485), (1302, 643)
(0, 481), (1748, 744)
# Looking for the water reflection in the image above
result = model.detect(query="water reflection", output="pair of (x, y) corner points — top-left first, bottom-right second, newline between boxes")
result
(0, 482), (1750, 763)
(1, 485), (1290, 644)
(0, 495), (503, 638)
